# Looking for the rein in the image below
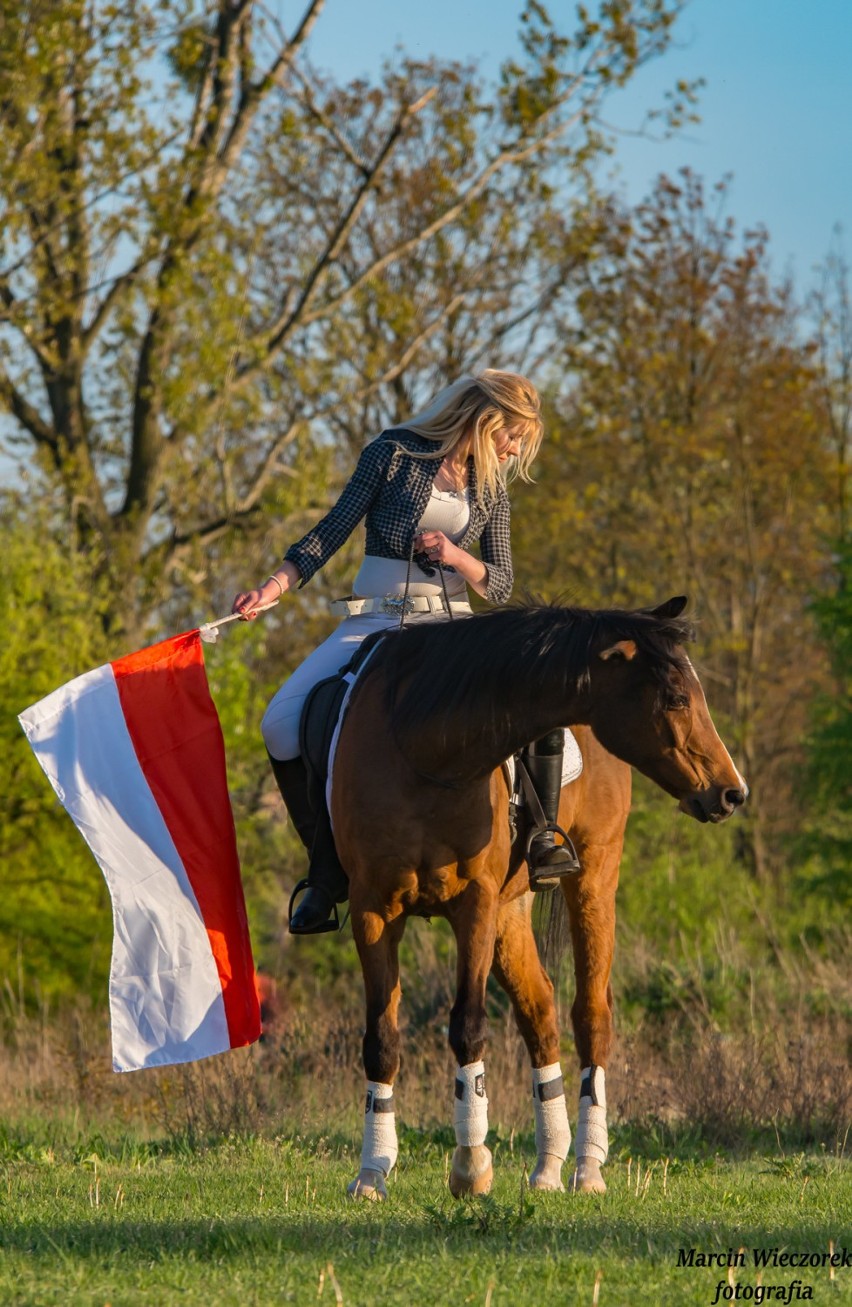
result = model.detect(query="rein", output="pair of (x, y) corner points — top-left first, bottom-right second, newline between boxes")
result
(398, 536), (456, 631)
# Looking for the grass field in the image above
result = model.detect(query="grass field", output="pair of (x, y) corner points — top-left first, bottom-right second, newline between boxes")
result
(1, 1125), (849, 1307)
(1, 900), (849, 1307)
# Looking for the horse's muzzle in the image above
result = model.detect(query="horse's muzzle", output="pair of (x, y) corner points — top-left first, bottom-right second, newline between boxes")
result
(680, 783), (748, 824)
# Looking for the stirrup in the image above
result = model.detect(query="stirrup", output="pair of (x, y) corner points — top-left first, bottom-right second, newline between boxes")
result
(287, 879), (340, 934)
(527, 824), (582, 892)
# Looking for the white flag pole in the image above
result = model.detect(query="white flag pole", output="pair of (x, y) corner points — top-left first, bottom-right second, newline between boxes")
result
(199, 600), (279, 644)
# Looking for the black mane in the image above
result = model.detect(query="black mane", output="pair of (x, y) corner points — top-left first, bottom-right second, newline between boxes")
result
(372, 601), (696, 761)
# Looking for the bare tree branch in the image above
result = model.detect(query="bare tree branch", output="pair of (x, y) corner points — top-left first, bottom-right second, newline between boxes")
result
(348, 291), (471, 401)
(239, 85), (439, 379)
(213, 0), (326, 184)
(234, 101), (584, 394)
(236, 419), (301, 513)
(0, 368), (58, 452)
(287, 61), (371, 177)
(80, 255), (153, 351)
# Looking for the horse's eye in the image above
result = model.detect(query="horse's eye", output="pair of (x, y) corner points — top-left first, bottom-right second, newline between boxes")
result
(667, 693), (689, 711)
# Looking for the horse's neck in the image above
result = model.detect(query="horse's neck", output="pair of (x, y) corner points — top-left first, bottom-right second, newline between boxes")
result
(416, 676), (588, 780)
(493, 694), (588, 765)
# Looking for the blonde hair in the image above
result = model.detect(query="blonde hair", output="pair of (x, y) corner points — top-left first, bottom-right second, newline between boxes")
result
(398, 369), (544, 504)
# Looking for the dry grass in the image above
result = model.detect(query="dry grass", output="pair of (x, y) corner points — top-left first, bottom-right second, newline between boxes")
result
(1, 923), (849, 1154)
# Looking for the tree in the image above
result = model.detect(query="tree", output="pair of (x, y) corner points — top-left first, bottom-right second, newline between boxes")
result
(1, 0), (692, 633)
(811, 233), (851, 547)
(797, 242), (852, 907)
(513, 172), (835, 878)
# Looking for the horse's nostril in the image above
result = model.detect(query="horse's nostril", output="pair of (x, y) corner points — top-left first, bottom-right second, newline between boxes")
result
(724, 788), (746, 809)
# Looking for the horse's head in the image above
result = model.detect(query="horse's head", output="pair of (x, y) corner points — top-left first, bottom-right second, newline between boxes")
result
(586, 596), (748, 823)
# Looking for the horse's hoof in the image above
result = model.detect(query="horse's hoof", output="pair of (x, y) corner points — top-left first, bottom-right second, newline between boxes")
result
(571, 1159), (607, 1194)
(347, 1168), (387, 1201)
(529, 1153), (565, 1192)
(449, 1144), (493, 1198)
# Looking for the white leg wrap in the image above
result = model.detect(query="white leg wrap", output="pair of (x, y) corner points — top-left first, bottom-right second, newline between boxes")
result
(454, 1061), (489, 1147)
(575, 1064), (608, 1164)
(360, 1082), (398, 1176)
(532, 1063), (572, 1162)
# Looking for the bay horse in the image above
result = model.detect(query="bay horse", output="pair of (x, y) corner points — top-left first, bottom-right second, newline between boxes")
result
(327, 596), (747, 1199)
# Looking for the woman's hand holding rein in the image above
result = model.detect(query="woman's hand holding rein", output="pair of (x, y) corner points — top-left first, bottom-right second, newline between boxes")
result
(233, 560), (301, 619)
(414, 530), (489, 598)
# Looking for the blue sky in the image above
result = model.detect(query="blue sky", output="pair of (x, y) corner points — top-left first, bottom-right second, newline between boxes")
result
(305, 0), (852, 290)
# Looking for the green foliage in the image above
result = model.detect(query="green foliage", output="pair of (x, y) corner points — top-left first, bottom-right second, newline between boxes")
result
(610, 769), (851, 1045)
(796, 538), (852, 905)
(618, 775), (747, 950)
(166, 18), (212, 90)
(807, 539), (852, 790)
(0, 492), (114, 1001)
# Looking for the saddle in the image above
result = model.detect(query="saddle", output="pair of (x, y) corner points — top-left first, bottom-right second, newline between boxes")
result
(298, 629), (390, 814)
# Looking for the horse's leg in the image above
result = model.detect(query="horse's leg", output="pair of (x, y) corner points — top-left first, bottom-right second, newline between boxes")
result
(561, 838), (621, 1195)
(347, 906), (406, 1201)
(492, 898), (572, 1192)
(446, 882), (499, 1198)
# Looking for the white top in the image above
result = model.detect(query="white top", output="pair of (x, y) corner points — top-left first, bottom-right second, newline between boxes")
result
(418, 484), (471, 540)
(353, 485), (471, 598)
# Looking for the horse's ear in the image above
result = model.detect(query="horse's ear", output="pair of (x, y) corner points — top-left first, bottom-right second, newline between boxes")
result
(650, 595), (688, 620)
(599, 639), (638, 662)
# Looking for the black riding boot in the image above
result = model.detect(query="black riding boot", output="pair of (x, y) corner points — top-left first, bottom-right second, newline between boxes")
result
(524, 731), (581, 889)
(267, 754), (348, 934)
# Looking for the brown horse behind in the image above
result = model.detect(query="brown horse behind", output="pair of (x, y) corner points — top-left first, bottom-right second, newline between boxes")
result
(328, 597), (746, 1199)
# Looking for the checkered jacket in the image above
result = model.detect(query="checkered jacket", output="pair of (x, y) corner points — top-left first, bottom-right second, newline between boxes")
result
(284, 428), (513, 604)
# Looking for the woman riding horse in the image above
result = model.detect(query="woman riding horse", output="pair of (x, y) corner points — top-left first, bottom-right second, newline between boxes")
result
(328, 598), (746, 1199)
(233, 370), (579, 933)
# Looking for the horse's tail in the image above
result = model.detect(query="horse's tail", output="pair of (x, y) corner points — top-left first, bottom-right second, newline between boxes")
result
(532, 889), (571, 1015)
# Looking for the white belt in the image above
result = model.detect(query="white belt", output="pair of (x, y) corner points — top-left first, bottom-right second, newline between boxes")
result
(330, 595), (471, 617)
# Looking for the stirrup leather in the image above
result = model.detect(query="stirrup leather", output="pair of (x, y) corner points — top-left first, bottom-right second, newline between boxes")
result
(287, 878), (340, 934)
(515, 756), (582, 886)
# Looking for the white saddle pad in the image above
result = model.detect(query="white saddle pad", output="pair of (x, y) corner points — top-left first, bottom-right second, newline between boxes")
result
(324, 642), (382, 830)
(502, 729), (584, 794)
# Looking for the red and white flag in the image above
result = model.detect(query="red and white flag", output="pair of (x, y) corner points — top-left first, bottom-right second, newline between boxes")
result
(19, 630), (261, 1073)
